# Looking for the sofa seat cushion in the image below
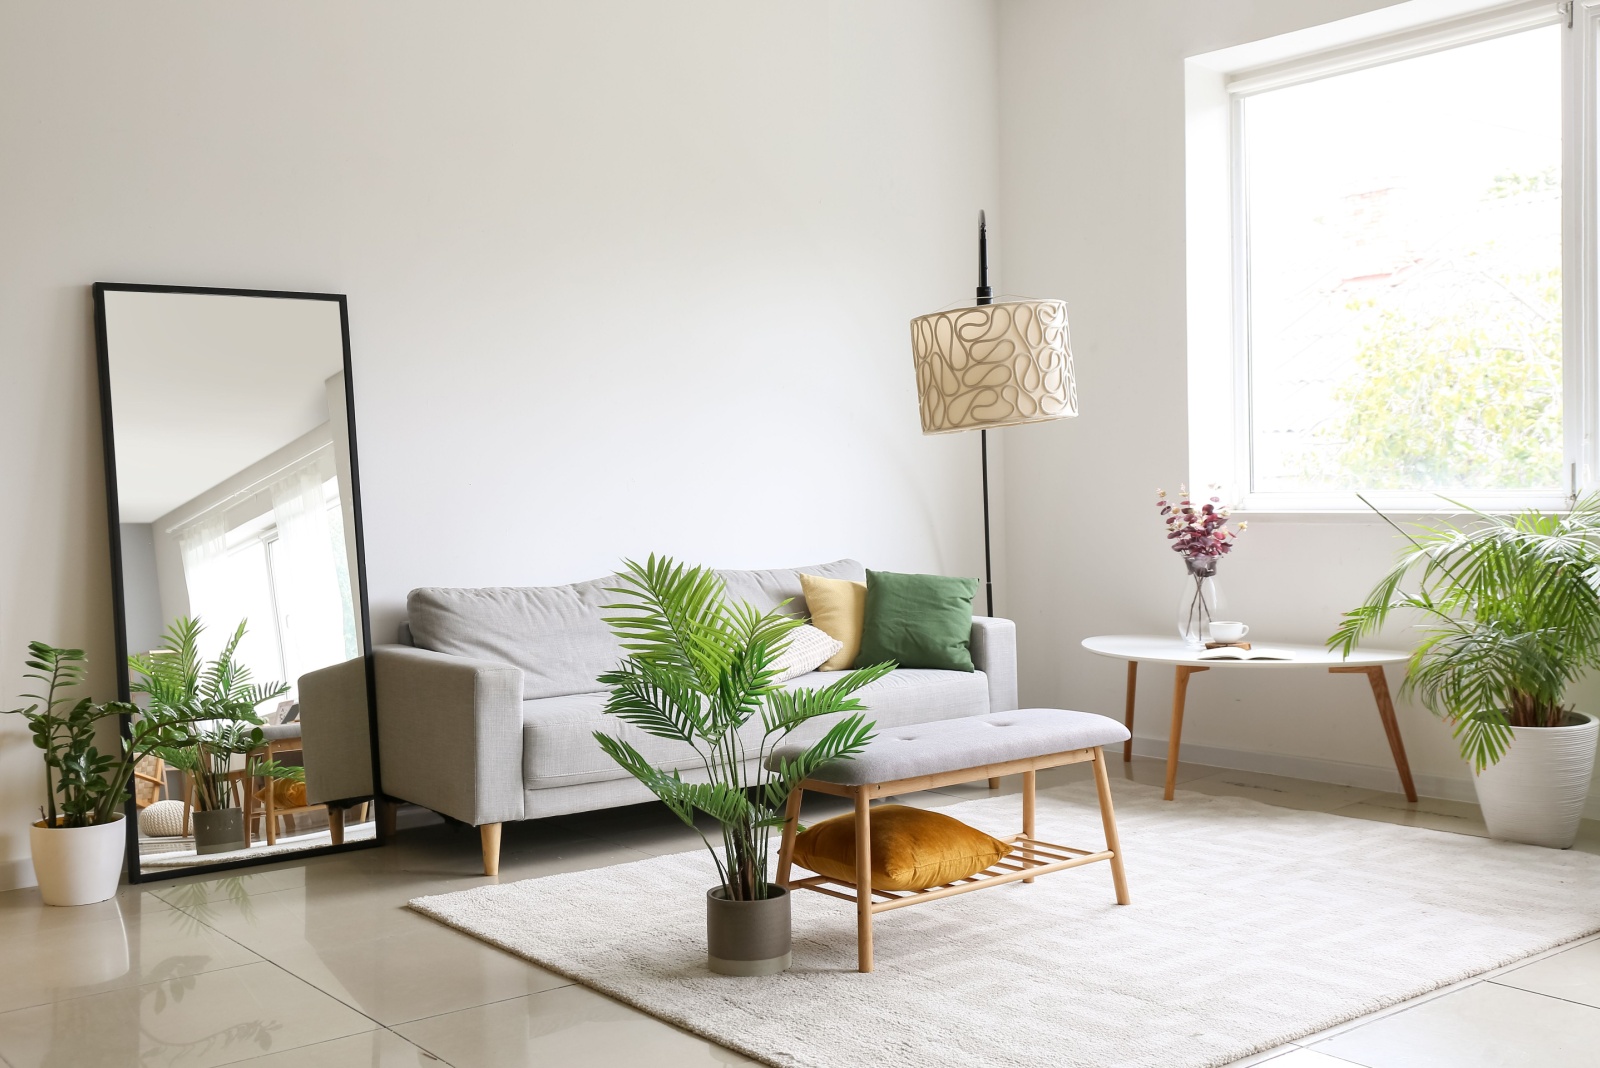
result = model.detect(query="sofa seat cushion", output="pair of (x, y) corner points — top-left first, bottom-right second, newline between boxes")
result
(522, 667), (991, 790)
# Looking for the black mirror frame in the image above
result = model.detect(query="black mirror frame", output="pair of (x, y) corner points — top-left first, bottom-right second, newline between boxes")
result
(92, 282), (385, 882)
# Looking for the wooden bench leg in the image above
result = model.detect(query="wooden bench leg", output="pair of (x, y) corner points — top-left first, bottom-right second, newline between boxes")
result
(1092, 747), (1130, 905)
(777, 788), (803, 886)
(987, 777), (1001, 789)
(855, 786), (873, 973)
(1022, 769), (1037, 883)
(480, 823), (502, 876)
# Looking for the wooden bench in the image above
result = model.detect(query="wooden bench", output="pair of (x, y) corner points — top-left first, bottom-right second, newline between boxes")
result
(771, 708), (1132, 972)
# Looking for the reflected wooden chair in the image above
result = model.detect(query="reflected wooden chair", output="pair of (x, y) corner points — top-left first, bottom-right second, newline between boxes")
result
(132, 755), (166, 808)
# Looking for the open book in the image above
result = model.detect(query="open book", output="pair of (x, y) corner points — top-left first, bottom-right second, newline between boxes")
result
(1197, 647), (1291, 661)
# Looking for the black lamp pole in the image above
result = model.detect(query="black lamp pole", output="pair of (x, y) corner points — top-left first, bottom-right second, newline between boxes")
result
(977, 211), (995, 618)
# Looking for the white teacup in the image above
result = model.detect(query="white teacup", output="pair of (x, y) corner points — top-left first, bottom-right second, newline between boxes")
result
(1210, 621), (1250, 643)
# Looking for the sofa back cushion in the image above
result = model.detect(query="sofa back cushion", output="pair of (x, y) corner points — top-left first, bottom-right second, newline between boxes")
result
(717, 558), (864, 618)
(408, 577), (623, 701)
(406, 559), (865, 701)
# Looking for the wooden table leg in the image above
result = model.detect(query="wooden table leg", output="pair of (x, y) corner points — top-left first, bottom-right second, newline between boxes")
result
(1021, 769), (1037, 883)
(1124, 660), (1138, 761)
(855, 786), (874, 973)
(1165, 665), (1207, 800)
(777, 788), (803, 886)
(1091, 747), (1131, 904)
(1331, 665), (1418, 802)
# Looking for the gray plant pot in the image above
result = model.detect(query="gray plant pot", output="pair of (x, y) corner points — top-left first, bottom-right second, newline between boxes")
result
(192, 808), (246, 855)
(706, 884), (792, 976)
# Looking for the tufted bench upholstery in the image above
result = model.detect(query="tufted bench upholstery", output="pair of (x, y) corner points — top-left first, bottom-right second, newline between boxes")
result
(768, 708), (1130, 785)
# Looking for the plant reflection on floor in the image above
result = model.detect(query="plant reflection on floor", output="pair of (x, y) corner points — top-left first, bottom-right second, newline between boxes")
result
(156, 876), (257, 936)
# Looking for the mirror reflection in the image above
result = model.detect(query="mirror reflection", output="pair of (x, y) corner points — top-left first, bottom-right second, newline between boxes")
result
(100, 287), (375, 875)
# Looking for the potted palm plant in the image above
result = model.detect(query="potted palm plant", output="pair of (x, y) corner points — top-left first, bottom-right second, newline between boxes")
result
(593, 556), (893, 975)
(131, 617), (290, 855)
(1332, 497), (1600, 847)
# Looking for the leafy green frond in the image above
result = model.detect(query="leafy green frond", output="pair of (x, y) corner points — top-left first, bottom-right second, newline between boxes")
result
(761, 660), (896, 737)
(1333, 493), (1600, 768)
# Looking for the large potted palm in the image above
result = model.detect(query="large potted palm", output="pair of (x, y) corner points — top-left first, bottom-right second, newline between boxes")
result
(593, 556), (893, 975)
(1332, 497), (1600, 847)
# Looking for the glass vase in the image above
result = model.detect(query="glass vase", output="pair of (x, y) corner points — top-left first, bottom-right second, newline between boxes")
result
(1176, 556), (1222, 646)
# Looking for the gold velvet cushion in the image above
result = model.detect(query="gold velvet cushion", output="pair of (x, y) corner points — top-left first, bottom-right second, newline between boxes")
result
(791, 804), (1012, 891)
(800, 572), (867, 670)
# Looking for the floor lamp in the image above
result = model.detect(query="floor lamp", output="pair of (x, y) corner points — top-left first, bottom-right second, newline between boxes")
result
(909, 211), (1077, 616)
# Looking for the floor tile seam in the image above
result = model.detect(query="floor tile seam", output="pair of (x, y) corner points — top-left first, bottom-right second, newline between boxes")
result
(250, 952), (396, 1046)
(388, 983), (578, 1029)
(1484, 975), (1600, 1011)
(232, 1024), (461, 1068)
(0, 957), (270, 1021)
(1288, 977), (1490, 1046)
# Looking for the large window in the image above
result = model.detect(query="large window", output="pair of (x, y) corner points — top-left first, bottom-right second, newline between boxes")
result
(1212, 2), (1600, 511)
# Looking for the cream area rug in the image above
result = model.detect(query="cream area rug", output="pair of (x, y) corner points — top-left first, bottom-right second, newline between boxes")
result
(409, 781), (1600, 1068)
(140, 823), (374, 867)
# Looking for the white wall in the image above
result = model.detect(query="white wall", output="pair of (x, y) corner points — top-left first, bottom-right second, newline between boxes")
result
(995, 0), (1600, 804)
(0, 0), (1000, 890)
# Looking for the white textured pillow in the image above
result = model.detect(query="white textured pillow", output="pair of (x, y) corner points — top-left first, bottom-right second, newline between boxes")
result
(771, 624), (846, 682)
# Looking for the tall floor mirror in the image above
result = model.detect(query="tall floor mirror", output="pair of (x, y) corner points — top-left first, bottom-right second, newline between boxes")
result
(94, 283), (380, 881)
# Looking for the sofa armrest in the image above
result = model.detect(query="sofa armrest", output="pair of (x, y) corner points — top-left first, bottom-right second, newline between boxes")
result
(374, 644), (525, 826)
(298, 657), (373, 806)
(970, 616), (1018, 713)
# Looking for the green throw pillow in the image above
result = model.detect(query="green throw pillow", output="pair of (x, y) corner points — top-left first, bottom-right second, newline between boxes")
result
(857, 569), (978, 672)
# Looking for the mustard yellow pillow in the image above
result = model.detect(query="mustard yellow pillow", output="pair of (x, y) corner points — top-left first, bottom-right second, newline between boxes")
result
(800, 572), (866, 671)
(791, 805), (1012, 892)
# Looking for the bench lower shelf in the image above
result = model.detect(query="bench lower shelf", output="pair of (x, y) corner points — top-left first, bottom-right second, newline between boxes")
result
(777, 743), (1130, 972)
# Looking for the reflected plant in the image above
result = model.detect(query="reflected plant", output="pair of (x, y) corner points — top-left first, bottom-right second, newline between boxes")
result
(132, 617), (292, 812)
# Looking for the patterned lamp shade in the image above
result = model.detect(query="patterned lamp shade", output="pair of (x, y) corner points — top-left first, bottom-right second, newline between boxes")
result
(909, 300), (1077, 434)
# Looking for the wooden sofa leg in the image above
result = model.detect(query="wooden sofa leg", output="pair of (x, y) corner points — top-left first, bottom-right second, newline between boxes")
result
(378, 798), (399, 837)
(481, 823), (502, 876)
(327, 805), (346, 846)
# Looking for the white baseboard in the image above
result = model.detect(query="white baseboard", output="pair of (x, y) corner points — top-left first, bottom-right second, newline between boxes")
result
(1130, 735), (1600, 820)
(1, 855), (37, 893)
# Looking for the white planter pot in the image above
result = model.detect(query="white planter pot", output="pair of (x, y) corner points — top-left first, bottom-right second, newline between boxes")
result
(29, 814), (127, 906)
(1472, 711), (1599, 849)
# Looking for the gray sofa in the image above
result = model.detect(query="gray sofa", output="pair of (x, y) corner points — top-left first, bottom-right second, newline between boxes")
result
(373, 559), (1018, 874)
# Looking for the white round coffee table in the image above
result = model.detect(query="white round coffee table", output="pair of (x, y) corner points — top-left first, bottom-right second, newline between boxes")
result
(1081, 635), (1415, 803)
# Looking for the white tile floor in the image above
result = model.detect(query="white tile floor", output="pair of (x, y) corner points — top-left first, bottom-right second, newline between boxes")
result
(1, 756), (1597, 1068)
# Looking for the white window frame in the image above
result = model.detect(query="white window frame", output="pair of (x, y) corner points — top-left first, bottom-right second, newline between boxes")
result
(1190, 0), (1600, 514)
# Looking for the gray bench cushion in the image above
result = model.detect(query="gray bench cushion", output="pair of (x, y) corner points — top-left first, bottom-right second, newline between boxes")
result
(766, 708), (1130, 785)
(523, 667), (990, 790)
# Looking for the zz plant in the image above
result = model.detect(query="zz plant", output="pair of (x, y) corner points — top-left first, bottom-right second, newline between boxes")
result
(594, 556), (893, 901)
(1331, 495), (1600, 771)
(4, 644), (136, 828)
(4, 616), (290, 829)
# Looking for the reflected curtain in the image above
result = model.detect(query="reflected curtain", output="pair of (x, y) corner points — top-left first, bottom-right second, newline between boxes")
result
(269, 464), (348, 685)
(175, 511), (229, 659)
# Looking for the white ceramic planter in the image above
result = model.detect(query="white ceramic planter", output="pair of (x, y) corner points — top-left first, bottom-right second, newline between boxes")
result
(29, 814), (127, 906)
(1472, 711), (1599, 849)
